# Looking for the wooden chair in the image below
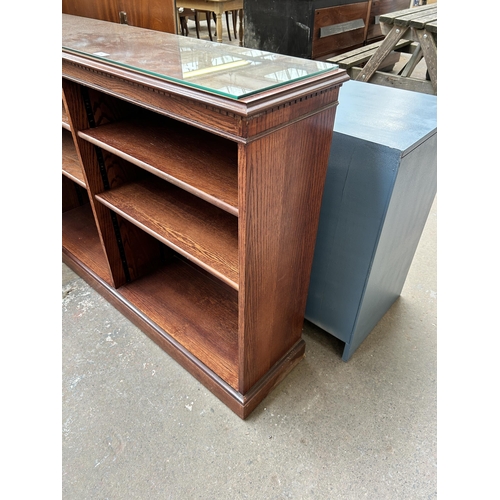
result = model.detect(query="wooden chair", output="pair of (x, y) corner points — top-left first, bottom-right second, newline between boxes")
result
(178, 8), (200, 38)
(228, 10), (240, 40)
(200, 10), (239, 41)
(179, 8), (240, 42)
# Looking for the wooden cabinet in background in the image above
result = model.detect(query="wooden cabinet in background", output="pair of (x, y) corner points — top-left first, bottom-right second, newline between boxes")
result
(62, 15), (348, 418)
(62, 0), (176, 33)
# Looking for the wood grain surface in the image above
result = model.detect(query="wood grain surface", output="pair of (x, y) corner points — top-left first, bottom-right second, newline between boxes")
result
(62, 129), (86, 187)
(79, 112), (239, 215)
(119, 257), (239, 389)
(238, 108), (337, 393)
(62, 0), (176, 34)
(97, 175), (239, 289)
(62, 204), (112, 284)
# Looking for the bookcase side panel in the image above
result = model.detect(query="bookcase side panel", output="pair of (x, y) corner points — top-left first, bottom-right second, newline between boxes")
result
(238, 106), (338, 394)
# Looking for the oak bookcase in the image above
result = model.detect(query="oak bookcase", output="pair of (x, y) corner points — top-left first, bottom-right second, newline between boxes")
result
(62, 14), (348, 418)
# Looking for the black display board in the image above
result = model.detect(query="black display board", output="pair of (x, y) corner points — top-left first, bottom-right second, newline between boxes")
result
(243, 0), (366, 58)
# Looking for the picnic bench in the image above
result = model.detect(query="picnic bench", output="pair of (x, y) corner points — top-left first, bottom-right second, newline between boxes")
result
(328, 4), (437, 94)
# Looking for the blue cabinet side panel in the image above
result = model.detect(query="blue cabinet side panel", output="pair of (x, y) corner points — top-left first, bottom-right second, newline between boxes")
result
(344, 133), (437, 360)
(305, 133), (400, 343)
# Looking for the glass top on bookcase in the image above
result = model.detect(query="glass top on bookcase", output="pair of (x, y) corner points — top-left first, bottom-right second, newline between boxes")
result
(62, 14), (339, 100)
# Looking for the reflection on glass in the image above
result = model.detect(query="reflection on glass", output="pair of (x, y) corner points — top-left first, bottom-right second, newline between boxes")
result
(62, 14), (339, 99)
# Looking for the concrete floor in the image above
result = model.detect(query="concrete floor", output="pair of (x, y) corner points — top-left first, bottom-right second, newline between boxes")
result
(62, 193), (436, 499)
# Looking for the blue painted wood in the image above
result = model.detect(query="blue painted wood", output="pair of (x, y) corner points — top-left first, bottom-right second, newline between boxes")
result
(305, 80), (437, 361)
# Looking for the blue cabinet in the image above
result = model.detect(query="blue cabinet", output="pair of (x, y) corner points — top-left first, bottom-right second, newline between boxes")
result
(305, 80), (437, 361)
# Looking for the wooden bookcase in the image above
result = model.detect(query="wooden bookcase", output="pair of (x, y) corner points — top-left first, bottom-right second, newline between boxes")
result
(62, 14), (348, 418)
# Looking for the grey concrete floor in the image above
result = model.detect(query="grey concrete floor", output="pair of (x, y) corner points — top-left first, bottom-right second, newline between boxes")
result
(62, 195), (436, 499)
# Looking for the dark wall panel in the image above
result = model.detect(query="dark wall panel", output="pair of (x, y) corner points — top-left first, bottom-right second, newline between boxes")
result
(244, 0), (315, 58)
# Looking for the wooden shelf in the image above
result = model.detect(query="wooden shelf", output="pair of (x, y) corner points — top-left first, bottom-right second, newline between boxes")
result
(62, 129), (85, 187)
(62, 102), (70, 130)
(96, 175), (239, 289)
(78, 114), (239, 216)
(62, 204), (111, 284)
(119, 256), (239, 389)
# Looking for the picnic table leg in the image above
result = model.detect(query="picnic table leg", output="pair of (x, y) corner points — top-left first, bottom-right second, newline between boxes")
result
(416, 29), (437, 91)
(356, 25), (409, 82)
(400, 43), (423, 77)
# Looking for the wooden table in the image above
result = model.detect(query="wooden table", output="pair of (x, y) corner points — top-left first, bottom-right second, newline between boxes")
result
(356, 4), (437, 94)
(176, 0), (244, 45)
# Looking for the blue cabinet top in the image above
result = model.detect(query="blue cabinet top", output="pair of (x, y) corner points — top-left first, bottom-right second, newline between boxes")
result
(334, 81), (437, 154)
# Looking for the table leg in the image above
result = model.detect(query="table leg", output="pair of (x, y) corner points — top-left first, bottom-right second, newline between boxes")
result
(400, 43), (423, 77)
(177, 11), (181, 35)
(356, 25), (409, 82)
(416, 29), (437, 91)
(215, 11), (223, 43)
(238, 9), (243, 46)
